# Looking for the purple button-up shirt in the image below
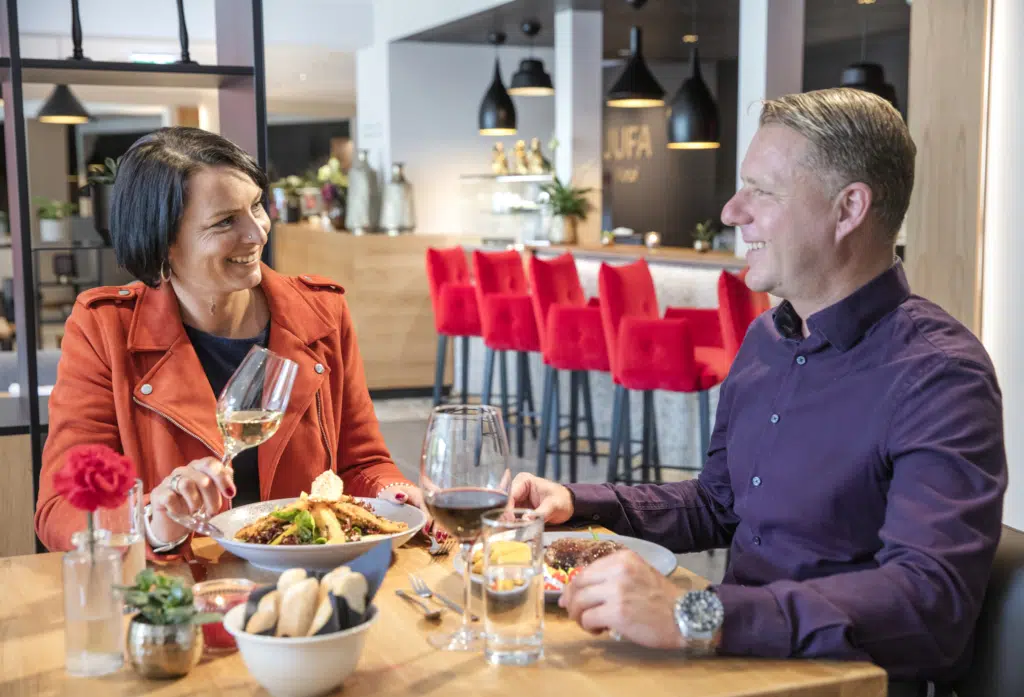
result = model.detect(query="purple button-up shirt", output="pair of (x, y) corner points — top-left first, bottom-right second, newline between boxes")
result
(569, 261), (1007, 682)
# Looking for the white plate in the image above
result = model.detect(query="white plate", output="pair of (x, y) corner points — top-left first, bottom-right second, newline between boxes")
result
(454, 531), (678, 602)
(209, 497), (426, 572)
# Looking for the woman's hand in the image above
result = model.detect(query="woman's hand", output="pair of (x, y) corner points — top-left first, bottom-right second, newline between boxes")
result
(376, 483), (449, 542)
(149, 457), (236, 544)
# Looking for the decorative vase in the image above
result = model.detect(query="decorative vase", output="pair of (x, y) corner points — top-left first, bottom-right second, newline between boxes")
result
(126, 619), (204, 679)
(693, 239), (711, 253)
(40, 218), (70, 244)
(345, 150), (378, 235)
(549, 215), (577, 245)
(380, 163), (415, 236)
(90, 183), (113, 246)
(62, 515), (124, 677)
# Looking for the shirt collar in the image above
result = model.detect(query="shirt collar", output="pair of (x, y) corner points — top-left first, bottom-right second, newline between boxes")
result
(771, 259), (911, 351)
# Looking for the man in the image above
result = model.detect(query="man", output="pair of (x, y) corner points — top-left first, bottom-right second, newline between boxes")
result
(511, 88), (1007, 695)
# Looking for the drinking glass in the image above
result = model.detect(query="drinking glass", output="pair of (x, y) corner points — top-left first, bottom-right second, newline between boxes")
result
(166, 346), (298, 537)
(481, 509), (544, 665)
(93, 478), (145, 586)
(420, 405), (511, 652)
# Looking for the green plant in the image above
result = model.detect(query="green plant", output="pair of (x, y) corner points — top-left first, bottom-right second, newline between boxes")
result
(317, 157), (348, 188)
(88, 157), (122, 185)
(541, 176), (593, 220)
(118, 569), (221, 626)
(693, 219), (716, 243)
(34, 198), (77, 220)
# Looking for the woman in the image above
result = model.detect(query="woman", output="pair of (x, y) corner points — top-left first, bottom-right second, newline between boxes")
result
(35, 127), (428, 557)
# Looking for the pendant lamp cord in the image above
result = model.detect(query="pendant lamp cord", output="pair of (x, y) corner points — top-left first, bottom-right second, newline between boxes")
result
(860, 11), (867, 61)
(692, 0), (698, 38)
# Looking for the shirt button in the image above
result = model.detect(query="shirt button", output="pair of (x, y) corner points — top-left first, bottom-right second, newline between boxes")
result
(753, 535), (762, 545)
(592, 514), (600, 521)
(118, 289), (130, 296)
(314, 363), (325, 374)
(752, 476), (761, 487)
(796, 355), (806, 365)
(770, 413), (780, 424)
(140, 384), (153, 395)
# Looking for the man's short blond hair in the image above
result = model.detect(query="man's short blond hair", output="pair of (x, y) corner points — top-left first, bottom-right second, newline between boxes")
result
(759, 88), (916, 239)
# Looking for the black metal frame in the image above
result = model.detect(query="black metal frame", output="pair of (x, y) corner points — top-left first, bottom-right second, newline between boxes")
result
(0, 0), (268, 552)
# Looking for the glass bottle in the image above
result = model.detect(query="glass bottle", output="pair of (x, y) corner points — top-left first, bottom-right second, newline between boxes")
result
(62, 522), (124, 677)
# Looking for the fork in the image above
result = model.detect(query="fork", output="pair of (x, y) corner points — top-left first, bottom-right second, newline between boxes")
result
(409, 574), (478, 621)
(428, 533), (456, 557)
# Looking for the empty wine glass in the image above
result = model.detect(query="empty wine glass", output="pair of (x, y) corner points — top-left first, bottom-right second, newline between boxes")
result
(420, 404), (511, 652)
(166, 346), (298, 537)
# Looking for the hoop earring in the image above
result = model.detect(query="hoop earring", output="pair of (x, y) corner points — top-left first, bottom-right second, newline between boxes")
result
(159, 261), (172, 284)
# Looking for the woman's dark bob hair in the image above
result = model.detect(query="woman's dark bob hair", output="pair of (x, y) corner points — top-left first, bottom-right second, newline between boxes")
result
(109, 127), (268, 287)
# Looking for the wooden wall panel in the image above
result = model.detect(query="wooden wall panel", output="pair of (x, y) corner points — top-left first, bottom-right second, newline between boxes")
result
(903, 0), (991, 333)
(0, 435), (34, 557)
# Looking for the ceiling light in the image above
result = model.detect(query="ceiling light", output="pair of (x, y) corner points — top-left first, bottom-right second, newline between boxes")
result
(38, 85), (90, 125)
(508, 19), (554, 97)
(478, 31), (517, 135)
(606, 26), (665, 108)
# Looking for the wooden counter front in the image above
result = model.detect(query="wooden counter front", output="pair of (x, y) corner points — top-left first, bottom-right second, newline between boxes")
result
(272, 224), (463, 392)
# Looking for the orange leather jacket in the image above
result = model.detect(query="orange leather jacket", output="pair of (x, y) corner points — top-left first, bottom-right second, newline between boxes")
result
(35, 264), (410, 554)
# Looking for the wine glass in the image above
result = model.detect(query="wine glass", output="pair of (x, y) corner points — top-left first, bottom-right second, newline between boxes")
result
(420, 405), (511, 652)
(166, 346), (298, 537)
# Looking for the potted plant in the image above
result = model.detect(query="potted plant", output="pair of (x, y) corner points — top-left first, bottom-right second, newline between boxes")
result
(35, 197), (77, 243)
(541, 176), (593, 245)
(119, 568), (221, 679)
(86, 157), (121, 246)
(318, 157), (349, 230)
(692, 219), (716, 253)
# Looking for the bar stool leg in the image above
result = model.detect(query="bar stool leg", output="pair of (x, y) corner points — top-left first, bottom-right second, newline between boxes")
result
(551, 370), (562, 482)
(433, 334), (448, 407)
(514, 353), (526, 457)
(482, 347), (496, 407)
(580, 373), (598, 464)
(499, 351), (511, 441)
(569, 371), (580, 484)
(606, 384), (626, 483)
(536, 365), (556, 478)
(651, 399), (663, 482)
(641, 391), (653, 484)
(520, 353), (539, 438)
(460, 336), (470, 405)
(621, 389), (633, 486)
(698, 390), (711, 467)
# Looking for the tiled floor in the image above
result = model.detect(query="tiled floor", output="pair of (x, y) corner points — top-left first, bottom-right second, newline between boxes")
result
(376, 398), (727, 585)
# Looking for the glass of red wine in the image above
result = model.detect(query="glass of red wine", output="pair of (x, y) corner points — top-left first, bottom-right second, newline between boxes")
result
(420, 404), (511, 652)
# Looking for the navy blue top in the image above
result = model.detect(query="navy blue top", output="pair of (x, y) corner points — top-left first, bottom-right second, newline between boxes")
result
(184, 322), (270, 508)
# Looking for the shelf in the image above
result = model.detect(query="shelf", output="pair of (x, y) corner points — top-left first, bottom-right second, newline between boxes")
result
(460, 173), (555, 183)
(0, 57), (253, 88)
(31, 243), (108, 252)
(37, 279), (99, 288)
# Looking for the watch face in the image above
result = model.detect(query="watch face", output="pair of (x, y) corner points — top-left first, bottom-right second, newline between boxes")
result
(680, 590), (724, 633)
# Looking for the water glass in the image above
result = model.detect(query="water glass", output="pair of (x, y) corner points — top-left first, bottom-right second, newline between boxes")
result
(63, 529), (124, 677)
(93, 478), (145, 586)
(192, 579), (257, 656)
(480, 509), (544, 665)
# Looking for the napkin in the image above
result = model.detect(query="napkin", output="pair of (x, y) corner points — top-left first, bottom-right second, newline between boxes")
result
(241, 539), (390, 637)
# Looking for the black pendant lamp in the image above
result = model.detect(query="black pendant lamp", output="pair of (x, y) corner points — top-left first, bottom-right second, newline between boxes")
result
(667, 3), (719, 149)
(606, 25), (664, 108)
(478, 31), (517, 136)
(40, 0), (91, 124)
(840, 8), (899, 112)
(509, 20), (553, 96)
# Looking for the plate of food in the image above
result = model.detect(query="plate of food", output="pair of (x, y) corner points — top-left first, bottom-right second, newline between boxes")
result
(209, 471), (426, 572)
(454, 529), (678, 602)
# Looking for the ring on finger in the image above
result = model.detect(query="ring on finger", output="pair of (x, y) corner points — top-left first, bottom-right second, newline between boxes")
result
(609, 630), (623, 642)
(168, 472), (185, 496)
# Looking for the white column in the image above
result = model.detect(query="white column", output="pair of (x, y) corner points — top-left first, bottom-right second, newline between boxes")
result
(354, 40), (392, 179)
(734, 0), (805, 257)
(981, 0), (1024, 531)
(554, 8), (603, 245)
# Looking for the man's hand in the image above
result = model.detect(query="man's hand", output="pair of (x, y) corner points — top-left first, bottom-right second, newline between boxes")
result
(559, 549), (698, 650)
(509, 472), (574, 524)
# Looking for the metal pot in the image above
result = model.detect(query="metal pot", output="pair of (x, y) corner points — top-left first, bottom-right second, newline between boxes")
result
(126, 618), (203, 679)
(693, 239), (711, 253)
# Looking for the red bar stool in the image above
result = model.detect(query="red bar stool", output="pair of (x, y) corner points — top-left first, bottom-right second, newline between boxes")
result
(426, 247), (482, 407)
(471, 249), (541, 455)
(529, 252), (607, 483)
(598, 259), (730, 484)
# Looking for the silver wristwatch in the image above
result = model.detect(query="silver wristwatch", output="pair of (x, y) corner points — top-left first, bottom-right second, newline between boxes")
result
(674, 589), (724, 652)
(144, 504), (190, 554)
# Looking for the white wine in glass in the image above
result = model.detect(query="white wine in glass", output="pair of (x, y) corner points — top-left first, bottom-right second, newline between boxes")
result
(167, 346), (298, 538)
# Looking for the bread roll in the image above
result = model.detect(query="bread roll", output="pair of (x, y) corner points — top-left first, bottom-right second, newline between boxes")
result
(277, 568), (307, 593)
(244, 590), (280, 634)
(275, 578), (319, 637)
(323, 569), (368, 615)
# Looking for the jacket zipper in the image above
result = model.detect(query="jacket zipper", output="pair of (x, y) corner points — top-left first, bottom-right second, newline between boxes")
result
(315, 390), (334, 471)
(133, 396), (222, 459)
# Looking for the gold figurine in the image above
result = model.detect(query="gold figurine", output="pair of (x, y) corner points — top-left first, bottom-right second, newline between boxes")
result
(491, 142), (509, 175)
(527, 137), (551, 174)
(513, 140), (529, 175)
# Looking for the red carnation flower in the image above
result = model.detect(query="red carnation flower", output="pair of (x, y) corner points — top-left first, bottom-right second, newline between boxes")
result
(53, 444), (138, 513)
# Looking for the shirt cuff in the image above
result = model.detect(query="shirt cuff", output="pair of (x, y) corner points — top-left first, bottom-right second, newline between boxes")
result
(567, 483), (628, 530)
(714, 583), (791, 658)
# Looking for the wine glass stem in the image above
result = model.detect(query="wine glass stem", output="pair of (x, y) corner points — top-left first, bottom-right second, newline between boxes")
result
(460, 540), (474, 633)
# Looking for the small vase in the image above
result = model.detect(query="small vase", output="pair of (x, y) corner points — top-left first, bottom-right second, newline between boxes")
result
(62, 513), (124, 677)
(693, 239), (711, 253)
(126, 619), (204, 679)
(346, 150), (378, 235)
(380, 163), (415, 236)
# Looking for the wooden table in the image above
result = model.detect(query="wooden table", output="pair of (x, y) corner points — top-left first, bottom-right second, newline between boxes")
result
(0, 537), (887, 697)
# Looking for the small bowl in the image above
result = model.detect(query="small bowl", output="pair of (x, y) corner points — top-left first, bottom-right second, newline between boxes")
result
(223, 603), (378, 697)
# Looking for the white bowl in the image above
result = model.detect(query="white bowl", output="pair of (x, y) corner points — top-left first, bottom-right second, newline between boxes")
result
(209, 497), (426, 572)
(223, 603), (378, 697)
